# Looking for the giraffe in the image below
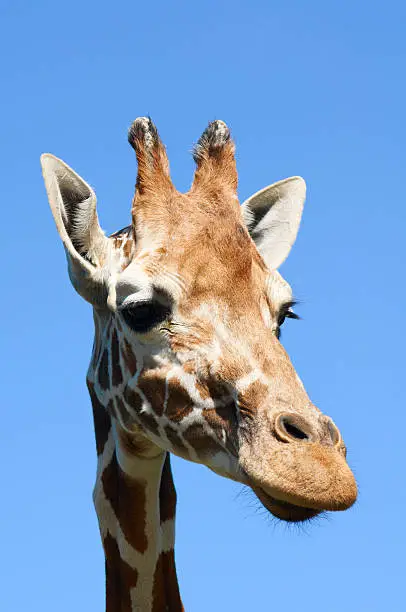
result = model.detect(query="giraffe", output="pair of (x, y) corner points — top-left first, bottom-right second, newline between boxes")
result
(41, 117), (357, 612)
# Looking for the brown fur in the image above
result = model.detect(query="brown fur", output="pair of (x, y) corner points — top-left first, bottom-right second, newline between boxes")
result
(98, 349), (110, 390)
(111, 328), (123, 386)
(165, 378), (193, 423)
(102, 452), (148, 554)
(164, 425), (187, 455)
(136, 410), (161, 438)
(159, 454), (177, 522)
(123, 386), (143, 412)
(158, 456), (184, 610)
(121, 339), (138, 376)
(202, 405), (238, 454)
(104, 533), (139, 612)
(88, 380), (111, 456)
(138, 370), (167, 416)
(183, 423), (226, 457)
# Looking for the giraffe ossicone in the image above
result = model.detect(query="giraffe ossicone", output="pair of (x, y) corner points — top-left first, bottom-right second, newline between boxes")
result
(41, 118), (357, 611)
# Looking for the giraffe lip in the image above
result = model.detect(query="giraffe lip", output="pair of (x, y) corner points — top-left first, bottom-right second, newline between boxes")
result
(254, 486), (320, 523)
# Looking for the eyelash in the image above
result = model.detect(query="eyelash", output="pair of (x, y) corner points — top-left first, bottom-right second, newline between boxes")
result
(276, 300), (299, 339)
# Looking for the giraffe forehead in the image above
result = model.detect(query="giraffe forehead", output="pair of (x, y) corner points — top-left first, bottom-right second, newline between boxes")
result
(108, 201), (294, 324)
(112, 201), (263, 294)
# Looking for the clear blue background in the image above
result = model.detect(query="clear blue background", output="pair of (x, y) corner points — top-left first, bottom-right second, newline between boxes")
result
(1, 1), (405, 610)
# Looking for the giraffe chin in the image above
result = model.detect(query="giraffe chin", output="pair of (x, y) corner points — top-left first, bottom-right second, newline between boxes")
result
(253, 486), (321, 523)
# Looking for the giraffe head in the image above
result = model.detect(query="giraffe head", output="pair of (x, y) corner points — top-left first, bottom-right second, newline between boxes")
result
(41, 118), (357, 522)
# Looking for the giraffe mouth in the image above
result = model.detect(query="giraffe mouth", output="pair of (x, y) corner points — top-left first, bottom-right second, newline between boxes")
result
(253, 486), (321, 523)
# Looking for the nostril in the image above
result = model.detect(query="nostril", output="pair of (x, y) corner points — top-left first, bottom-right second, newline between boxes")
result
(275, 413), (312, 443)
(326, 418), (342, 447)
(283, 420), (308, 440)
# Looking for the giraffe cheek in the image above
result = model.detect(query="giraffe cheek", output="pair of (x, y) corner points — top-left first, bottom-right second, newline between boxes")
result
(164, 425), (189, 458)
(182, 424), (228, 461)
(121, 339), (138, 376)
(136, 410), (161, 439)
(111, 329), (123, 386)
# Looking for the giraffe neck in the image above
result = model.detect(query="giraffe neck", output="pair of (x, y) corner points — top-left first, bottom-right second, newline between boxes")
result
(89, 381), (183, 611)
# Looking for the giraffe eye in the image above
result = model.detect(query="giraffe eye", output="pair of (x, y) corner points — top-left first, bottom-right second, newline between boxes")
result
(121, 300), (171, 333)
(120, 289), (173, 333)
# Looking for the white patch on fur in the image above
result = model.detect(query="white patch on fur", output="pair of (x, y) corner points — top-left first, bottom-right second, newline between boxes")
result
(135, 116), (154, 149)
(209, 450), (237, 475)
(236, 368), (264, 393)
(260, 298), (272, 328)
(213, 119), (228, 142)
(266, 270), (293, 310)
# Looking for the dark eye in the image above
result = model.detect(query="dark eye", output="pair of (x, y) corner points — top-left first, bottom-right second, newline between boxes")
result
(120, 290), (173, 333)
(277, 301), (299, 337)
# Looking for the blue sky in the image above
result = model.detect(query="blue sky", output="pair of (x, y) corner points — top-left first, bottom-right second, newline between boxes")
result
(1, 1), (405, 610)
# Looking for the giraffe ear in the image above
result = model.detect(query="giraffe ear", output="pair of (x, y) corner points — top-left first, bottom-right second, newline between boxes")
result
(41, 154), (109, 305)
(241, 177), (306, 269)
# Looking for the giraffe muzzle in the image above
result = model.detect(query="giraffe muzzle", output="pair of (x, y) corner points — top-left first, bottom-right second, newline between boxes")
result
(239, 409), (357, 522)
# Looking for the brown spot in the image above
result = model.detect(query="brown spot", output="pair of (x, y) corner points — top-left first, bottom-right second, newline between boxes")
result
(203, 404), (238, 454)
(114, 396), (128, 423)
(183, 423), (224, 457)
(159, 454), (177, 522)
(102, 452), (148, 554)
(152, 552), (166, 612)
(123, 238), (133, 259)
(87, 380), (111, 455)
(91, 327), (102, 369)
(165, 378), (193, 422)
(101, 453), (119, 518)
(113, 235), (123, 248)
(151, 549), (184, 612)
(104, 532), (138, 612)
(124, 387), (163, 439)
(203, 405), (228, 430)
(123, 385), (143, 412)
(138, 370), (166, 416)
(195, 380), (211, 400)
(204, 376), (231, 403)
(152, 549), (183, 612)
(122, 339), (137, 376)
(162, 550), (184, 611)
(238, 380), (268, 416)
(137, 409), (160, 437)
(98, 349), (110, 390)
(106, 399), (116, 421)
(164, 425), (186, 454)
(182, 361), (196, 376)
(111, 329), (123, 387)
